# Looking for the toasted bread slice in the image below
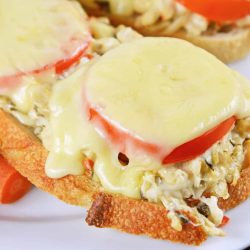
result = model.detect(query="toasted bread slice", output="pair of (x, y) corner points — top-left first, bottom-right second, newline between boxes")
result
(0, 109), (98, 208)
(80, 5), (250, 63)
(0, 108), (250, 245)
(86, 192), (207, 245)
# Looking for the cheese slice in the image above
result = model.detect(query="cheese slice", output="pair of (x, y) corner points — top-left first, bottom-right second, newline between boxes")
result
(85, 37), (250, 159)
(0, 0), (89, 78)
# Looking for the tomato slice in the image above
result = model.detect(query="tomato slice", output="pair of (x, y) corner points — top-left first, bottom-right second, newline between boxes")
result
(35, 37), (91, 75)
(86, 99), (236, 165)
(163, 116), (236, 164)
(177, 0), (250, 22)
(0, 37), (91, 91)
(0, 0), (93, 92)
(87, 106), (162, 156)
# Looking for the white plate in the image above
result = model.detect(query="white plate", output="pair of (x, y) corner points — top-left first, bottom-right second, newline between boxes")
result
(0, 55), (250, 250)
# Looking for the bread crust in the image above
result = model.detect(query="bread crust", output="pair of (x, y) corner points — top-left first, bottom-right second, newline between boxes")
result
(86, 192), (207, 245)
(173, 30), (250, 64)
(0, 109), (98, 208)
(0, 108), (249, 244)
(80, 5), (250, 63)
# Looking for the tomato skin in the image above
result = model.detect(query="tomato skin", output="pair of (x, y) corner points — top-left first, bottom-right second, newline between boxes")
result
(177, 0), (250, 22)
(87, 106), (162, 156)
(55, 37), (91, 75)
(0, 36), (91, 92)
(163, 116), (236, 164)
(86, 96), (236, 165)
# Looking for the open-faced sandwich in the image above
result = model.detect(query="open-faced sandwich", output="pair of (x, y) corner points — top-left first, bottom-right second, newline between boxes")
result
(0, 0), (250, 246)
(79, 0), (250, 63)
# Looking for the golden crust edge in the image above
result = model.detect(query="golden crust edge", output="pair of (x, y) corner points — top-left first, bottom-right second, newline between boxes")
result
(0, 108), (249, 244)
(0, 109), (98, 208)
(86, 192), (207, 245)
(80, 5), (250, 63)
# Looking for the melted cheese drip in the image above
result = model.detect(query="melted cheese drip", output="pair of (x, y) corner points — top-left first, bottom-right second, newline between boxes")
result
(46, 65), (145, 198)
(85, 38), (250, 157)
(0, 0), (89, 77)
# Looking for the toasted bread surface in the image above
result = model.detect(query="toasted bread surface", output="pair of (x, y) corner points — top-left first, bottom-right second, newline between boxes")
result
(0, 108), (249, 244)
(80, 5), (250, 63)
(86, 192), (207, 245)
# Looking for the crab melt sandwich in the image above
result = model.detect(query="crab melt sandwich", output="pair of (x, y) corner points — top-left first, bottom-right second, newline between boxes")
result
(0, 0), (250, 246)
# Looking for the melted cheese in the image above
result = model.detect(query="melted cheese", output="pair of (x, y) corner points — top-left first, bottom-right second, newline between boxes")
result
(5, 37), (250, 199)
(0, 0), (89, 78)
(9, 71), (54, 113)
(46, 64), (145, 198)
(85, 38), (250, 159)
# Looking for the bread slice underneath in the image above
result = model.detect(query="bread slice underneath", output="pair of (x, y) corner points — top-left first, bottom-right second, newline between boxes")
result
(80, 5), (250, 63)
(0, 108), (249, 245)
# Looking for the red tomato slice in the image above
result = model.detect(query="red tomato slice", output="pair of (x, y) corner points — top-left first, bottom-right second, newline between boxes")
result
(85, 99), (236, 165)
(177, 0), (250, 22)
(0, 35), (91, 91)
(163, 116), (236, 164)
(34, 37), (91, 75)
(87, 106), (162, 156)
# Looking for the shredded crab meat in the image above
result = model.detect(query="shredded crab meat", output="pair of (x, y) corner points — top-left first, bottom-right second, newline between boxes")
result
(86, 0), (250, 36)
(140, 122), (249, 235)
(90, 18), (142, 54)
